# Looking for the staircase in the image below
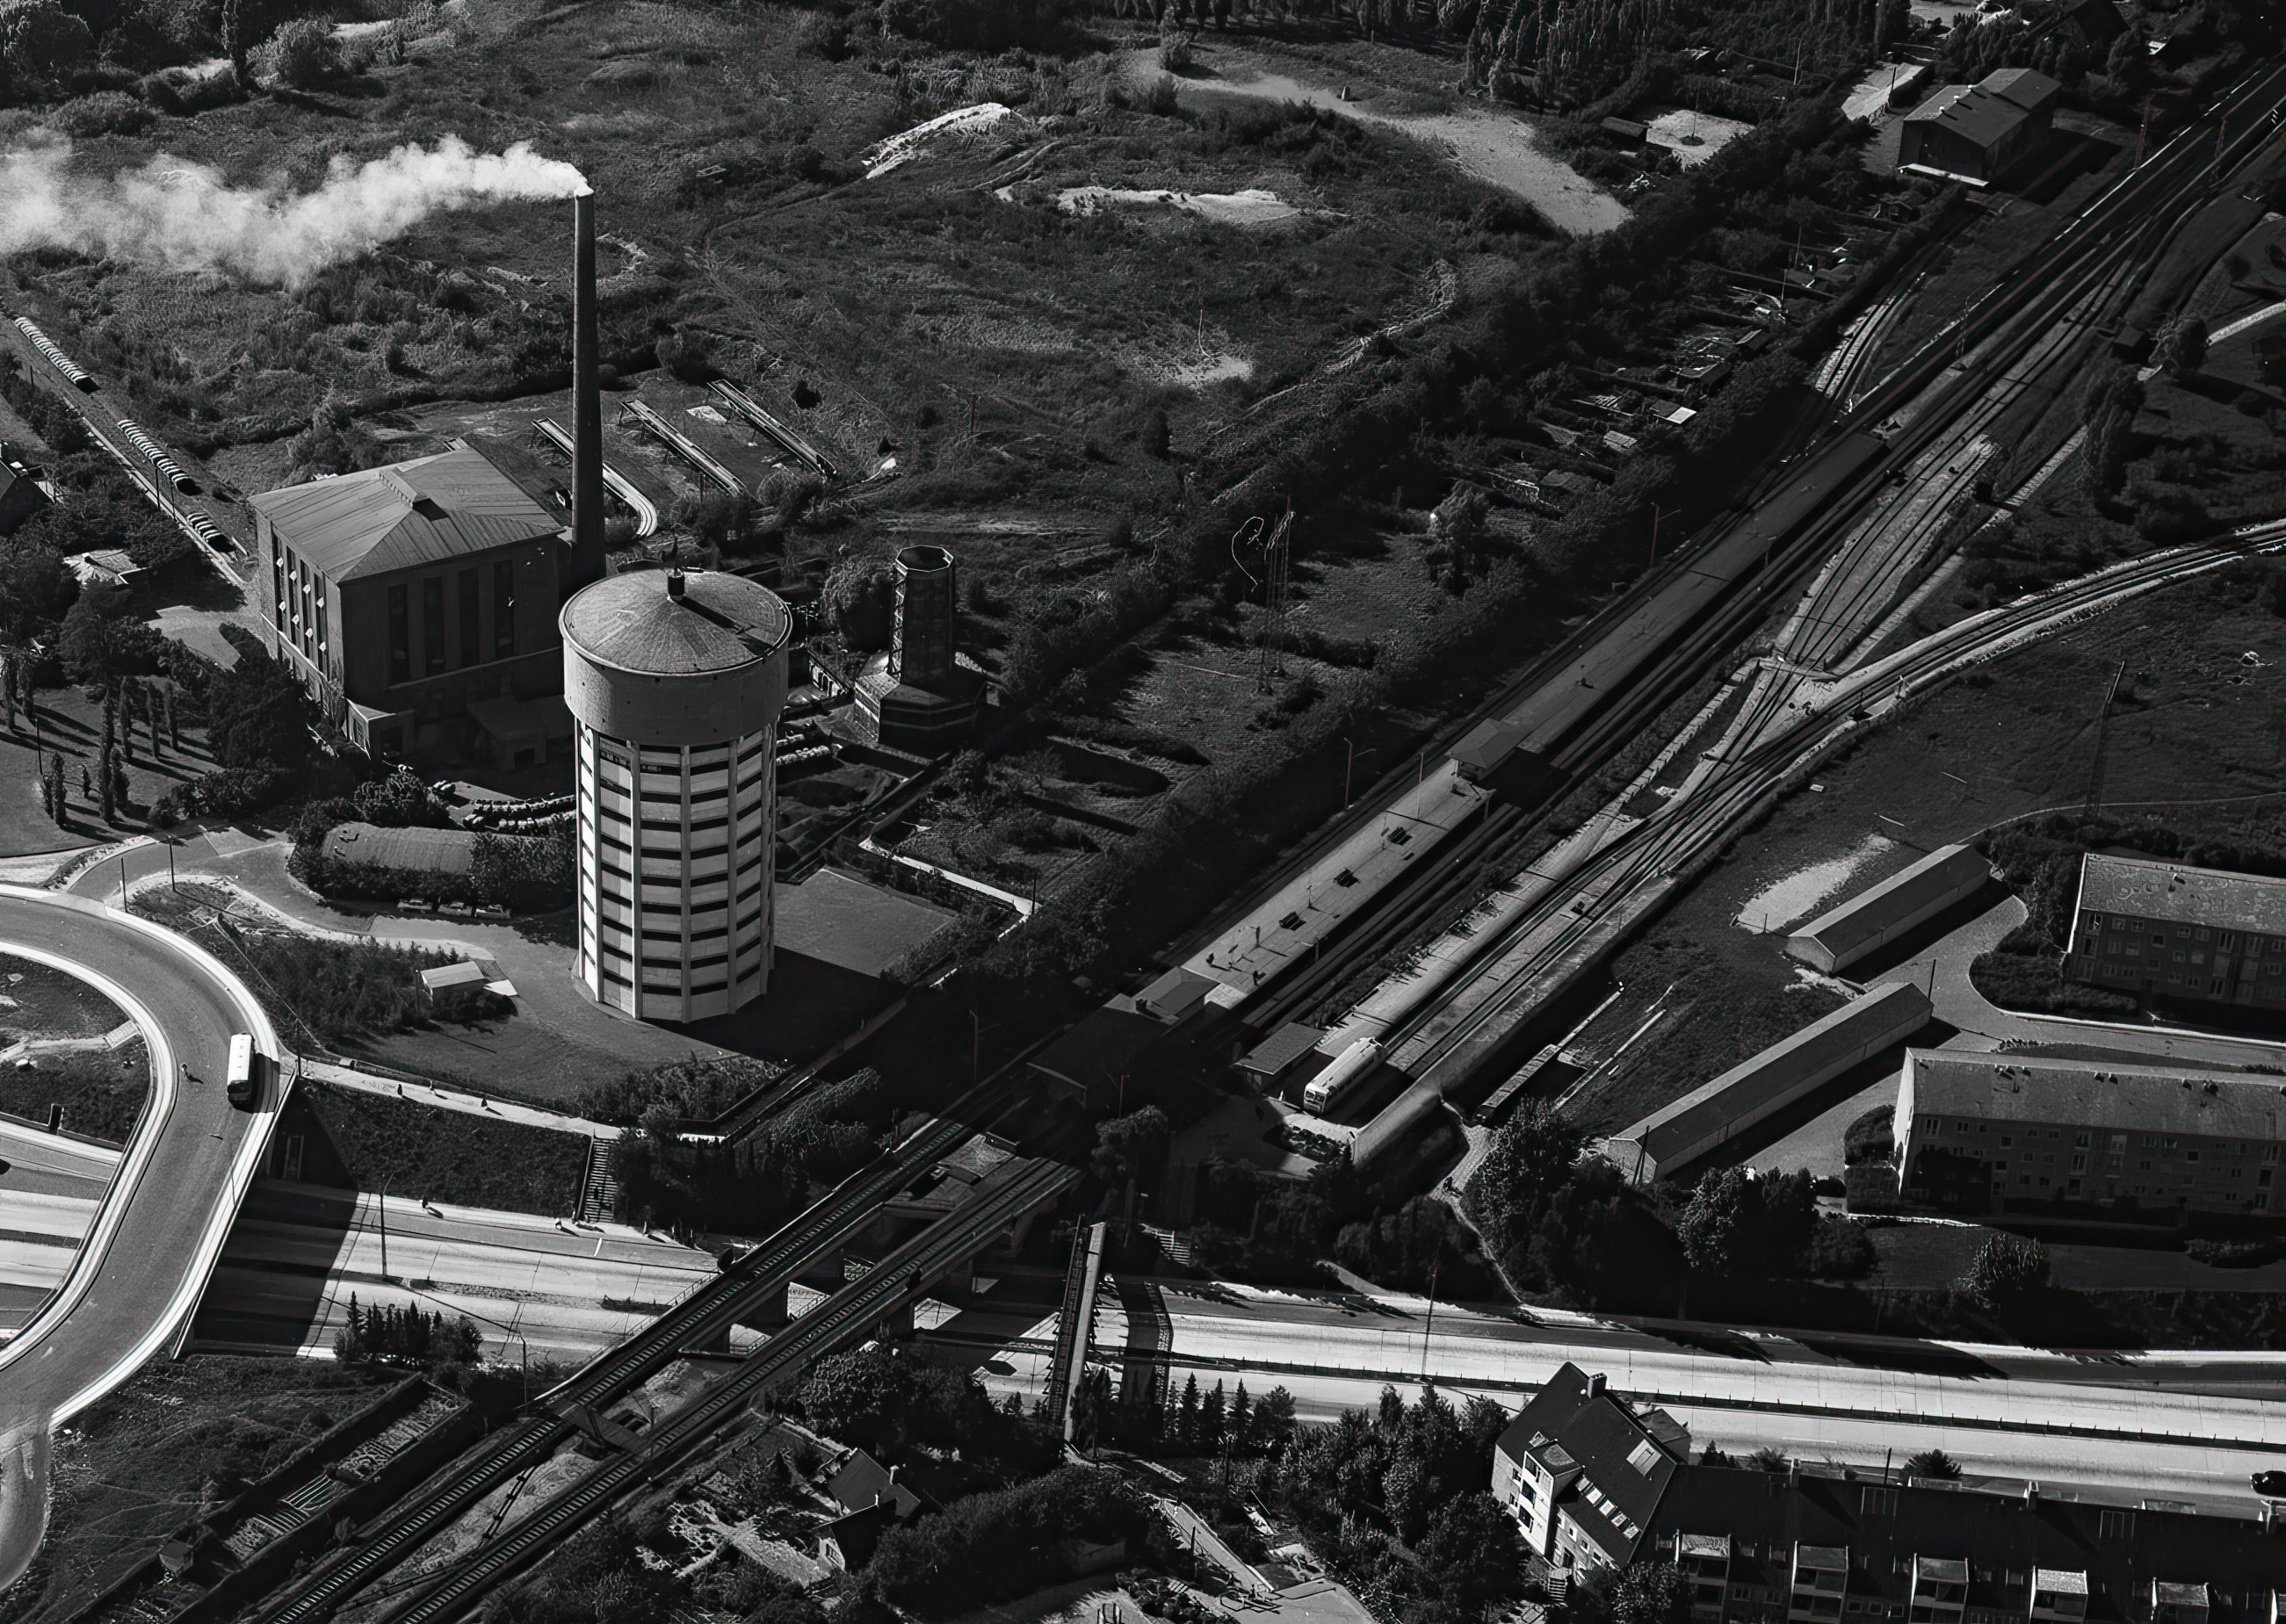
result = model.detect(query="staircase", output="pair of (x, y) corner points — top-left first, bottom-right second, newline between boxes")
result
(576, 1136), (619, 1224)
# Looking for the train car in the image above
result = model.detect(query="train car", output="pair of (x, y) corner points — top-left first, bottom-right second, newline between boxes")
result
(1301, 1036), (1385, 1116)
(14, 316), (96, 392)
(225, 1033), (260, 1109)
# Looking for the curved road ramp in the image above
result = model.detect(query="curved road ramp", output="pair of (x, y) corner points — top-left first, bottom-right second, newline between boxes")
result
(0, 886), (283, 1594)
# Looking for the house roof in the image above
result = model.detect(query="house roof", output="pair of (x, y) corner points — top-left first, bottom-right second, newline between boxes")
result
(1903, 1050), (2286, 1144)
(2076, 850), (2286, 938)
(827, 1450), (923, 1520)
(1030, 1006), (1167, 1096)
(1903, 68), (2057, 151)
(250, 448), (562, 582)
(1493, 1363), (1680, 1566)
(559, 567), (793, 676)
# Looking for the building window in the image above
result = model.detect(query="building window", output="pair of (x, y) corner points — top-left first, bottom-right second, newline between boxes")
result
(271, 541), (287, 632)
(459, 568), (480, 668)
(422, 577), (446, 675)
(495, 559), (517, 658)
(388, 583), (410, 684)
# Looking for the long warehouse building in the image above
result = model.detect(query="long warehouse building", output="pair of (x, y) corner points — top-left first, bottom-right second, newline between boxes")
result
(1785, 843), (1992, 973)
(1607, 981), (1932, 1183)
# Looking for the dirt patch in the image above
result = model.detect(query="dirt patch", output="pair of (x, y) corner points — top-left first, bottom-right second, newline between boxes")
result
(300, 1081), (590, 1216)
(0, 1045), (148, 1145)
(1135, 45), (1628, 235)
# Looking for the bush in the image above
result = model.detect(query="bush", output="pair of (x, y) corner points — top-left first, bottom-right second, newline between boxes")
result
(258, 14), (337, 88)
(575, 1053), (784, 1127)
(2, 0), (93, 78)
(1143, 72), (1180, 115)
(351, 766), (450, 828)
(863, 1466), (1152, 1614)
(56, 88), (153, 134)
(1962, 1233), (2049, 1306)
(150, 764), (294, 827)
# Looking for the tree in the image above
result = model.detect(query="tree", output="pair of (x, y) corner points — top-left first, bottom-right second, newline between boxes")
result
(2157, 314), (2209, 377)
(0, 546), (72, 642)
(1677, 1166), (1816, 1277)
(822, 556), (896, 651)
(1609, 1561), (1693, 1624)
(1253, 1385), (1298, 1453)
(1418, 1491), (1521, 1613)
(353, 766), (450, 828)
(1089, 1103), (1168, 1187)
(1197, 1379), (1226, 1454)
(1747, 1447), (1789, 1472)
(1, 0), (93, 77)
(1962, 1233), (2049, 1306)
(204, 644), (314, 770)
(1472, 1100), (1583, 1256)
(259, 13), (337, 87)
(1905, 1447), (1960, 1481)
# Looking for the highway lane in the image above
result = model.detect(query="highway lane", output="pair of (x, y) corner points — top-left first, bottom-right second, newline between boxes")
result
(196, 1180), (734, 1362)
(0, 886), (279, 1596)
(942, 1281), (2286, 1514)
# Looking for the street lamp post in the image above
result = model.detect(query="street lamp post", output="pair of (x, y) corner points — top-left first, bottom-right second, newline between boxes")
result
(378, 1175), (392, 1285)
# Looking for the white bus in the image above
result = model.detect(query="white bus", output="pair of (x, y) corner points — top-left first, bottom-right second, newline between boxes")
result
(226, 1034), (258, 1109)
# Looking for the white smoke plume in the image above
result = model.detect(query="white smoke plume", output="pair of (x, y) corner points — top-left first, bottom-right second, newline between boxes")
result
(0, 134), (587, 290)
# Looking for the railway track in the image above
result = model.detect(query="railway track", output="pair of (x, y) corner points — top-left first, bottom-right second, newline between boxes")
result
(372, 1157), (1079, 1624)
(250, 1072), (1026, 1624)
(1312, 66), (2286, 1134)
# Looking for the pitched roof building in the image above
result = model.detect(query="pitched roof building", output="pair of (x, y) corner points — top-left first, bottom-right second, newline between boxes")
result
(1899, 68), (2059, 186)
(251, 447), (572, 761)
(1493, 1365), (2286, 1619)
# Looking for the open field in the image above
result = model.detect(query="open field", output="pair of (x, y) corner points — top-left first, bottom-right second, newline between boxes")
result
(0, 954), (129, 1041)
(4, 1356), (385, 1624)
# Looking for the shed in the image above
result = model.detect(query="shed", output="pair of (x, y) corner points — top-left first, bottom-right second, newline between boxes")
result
(1237, 1021), (1327, 1085)
(1600, 117), (1649, 142)
(1605, 981), (1933, 1183)
(1785, 843), (1993, 972)
(1136, 966), (1217, 1024)
(419, 961), (488, 992)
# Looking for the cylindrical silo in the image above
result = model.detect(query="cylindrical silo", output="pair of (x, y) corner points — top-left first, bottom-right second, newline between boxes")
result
(561, 567), (792, 1022)
(892, 545), (957, 689)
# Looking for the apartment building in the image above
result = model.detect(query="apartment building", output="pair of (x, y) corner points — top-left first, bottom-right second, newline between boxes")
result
(251, 447), (571, 759)
(1893, 1050), (2286, 1219)
(2064, 852), (2286, 1011)
(1490, 1363), (1692, 1573)
(1494, 1367), (2286, 1624)
(1649, 1465), (2283, 1624)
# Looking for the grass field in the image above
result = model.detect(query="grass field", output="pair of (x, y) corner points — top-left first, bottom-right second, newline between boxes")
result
(0, 953), (129, 1040)
(10, 1355), (384, 1624)
(0, 1044), (149, 1145)
(300, 1080), (590, 1216)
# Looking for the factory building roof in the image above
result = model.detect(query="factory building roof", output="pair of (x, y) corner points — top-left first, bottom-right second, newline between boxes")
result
(561, 567), (792, 676)
(1902, 1050), (2286, 1143)
(1903, 68), (2058, 149)
(250, 448), (561, 581)
(2077, 850), (2286, 937)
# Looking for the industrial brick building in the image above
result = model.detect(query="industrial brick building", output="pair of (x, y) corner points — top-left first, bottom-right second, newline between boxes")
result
(251, 447), (572, 761)
(1894, 1050), (2286, 1218)
(2064, 852), (2286, 1010)
(1494, 1364), (2286, 1617)
(1899, 68), (2059, 186)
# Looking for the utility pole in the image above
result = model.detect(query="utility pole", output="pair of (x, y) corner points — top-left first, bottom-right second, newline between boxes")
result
(1649, 502), (1675, 567)
(2085, 658), (2130, 816)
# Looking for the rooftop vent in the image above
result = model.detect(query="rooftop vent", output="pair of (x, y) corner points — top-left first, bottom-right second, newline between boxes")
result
(667, 568), (687, 600)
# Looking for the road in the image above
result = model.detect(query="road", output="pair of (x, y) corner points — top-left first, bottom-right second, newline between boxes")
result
(942, 1277), (2286, 1515)
(0, 885), (279, 1595)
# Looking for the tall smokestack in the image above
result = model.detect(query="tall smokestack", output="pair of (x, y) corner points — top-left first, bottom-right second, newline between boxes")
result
(570, 189), (606, 591)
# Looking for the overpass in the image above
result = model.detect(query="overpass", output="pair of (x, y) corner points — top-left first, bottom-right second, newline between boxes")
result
(250, 1078), (1066, 1624)
(0, 886), (284, 1594)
